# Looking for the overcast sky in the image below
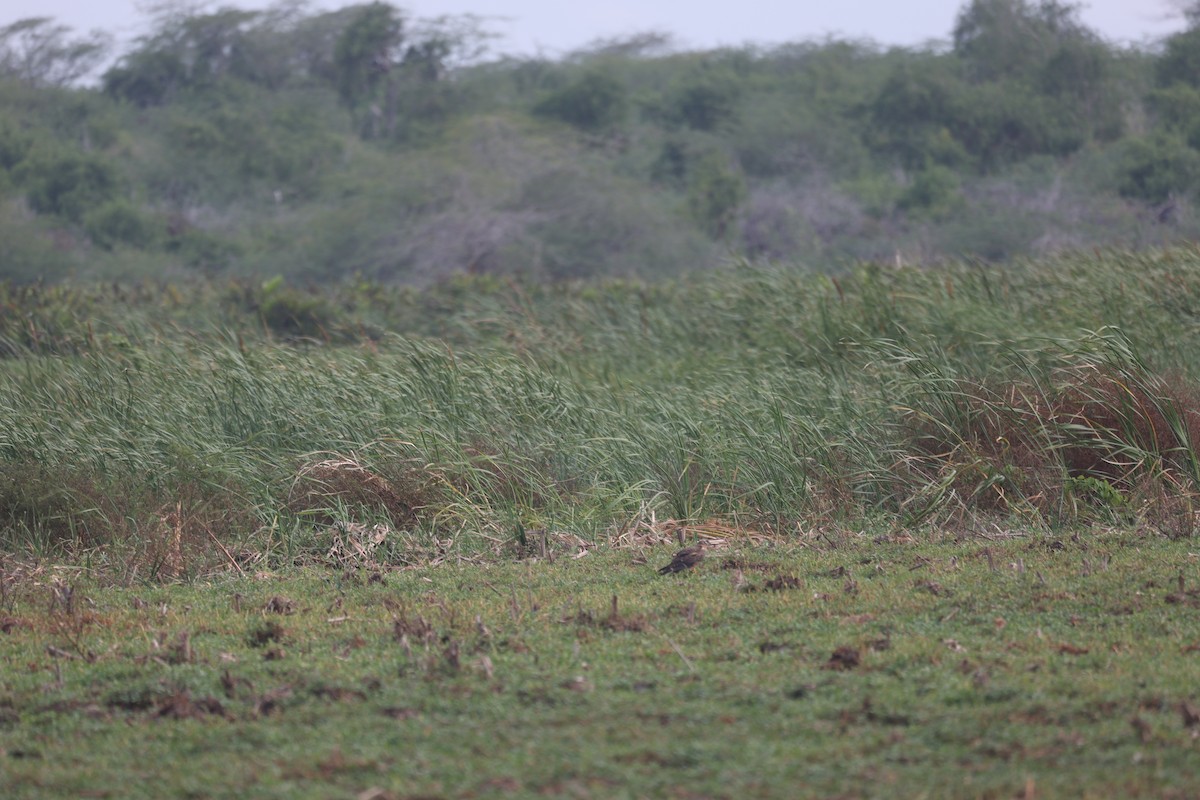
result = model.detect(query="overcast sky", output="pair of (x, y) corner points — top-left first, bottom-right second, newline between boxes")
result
(1, 0), (1187, 58)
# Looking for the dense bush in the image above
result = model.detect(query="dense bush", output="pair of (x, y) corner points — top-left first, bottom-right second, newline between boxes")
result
(1156, 26), (1200, 89)
(84, 199), (157, 250)
(686, 152), (746, 238)
(103, 49), (188, 107)
(666, 75), (738, 132)
(15, 146), (118, 221)
(533, 71), (628, 133)
(1117, 134), (1200, 203)
(898, 165), (962, 217)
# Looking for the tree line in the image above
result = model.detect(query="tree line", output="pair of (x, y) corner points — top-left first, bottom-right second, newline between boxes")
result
(1, 0), (1199, 284)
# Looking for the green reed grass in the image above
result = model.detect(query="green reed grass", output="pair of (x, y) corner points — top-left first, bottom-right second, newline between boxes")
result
(4, 246), (1200, 573)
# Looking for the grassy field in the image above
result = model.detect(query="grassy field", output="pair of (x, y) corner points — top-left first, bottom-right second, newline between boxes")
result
(5, 248), (1200, 572)
(5, 247), (1200, 795)
(2, 531), (1200, 798)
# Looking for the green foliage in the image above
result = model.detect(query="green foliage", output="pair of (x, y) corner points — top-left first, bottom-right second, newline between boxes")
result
(8, 249), (1200, 560)
(15, 145), (118, 221)
(0, 201), (74, 282)
(175, 8), (263, 87)
(83, 199), (157, 250)
(1064, 474), (1128, 521)
(666, 75), (738, 131)
(686, 152), (746, 238)
(1117, 133), (1200, 203)
(168, 227), (242, 272)
(1148, 84), (1200, 147)
(953, 0), (1093, 83)
(1037, 35), (1124, 142)
(870, 51), (1102, 171)
(0, 16), (111, 87)
(649, 139), (686, 185)
(869, 59), (971, 169)
(955, 82), (1084, 166)
(0, 119), (32, 175)
(333, 2), (403, 109)
(0, 2), (1197, 284)
(1156, 26), (1200, 89)
(103, 48), (188, 107)
(533, 71), (628, 133)
(518, 164), (714, 278)
(897, 165), (961, 217)
(250, 278), (338, 340)
(158, 89), (341, 198)
(102, 7), (267, 105)
(874, 0), (1126, 169)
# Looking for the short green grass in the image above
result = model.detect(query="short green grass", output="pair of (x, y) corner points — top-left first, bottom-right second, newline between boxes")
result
(3, 529), (1199, 798)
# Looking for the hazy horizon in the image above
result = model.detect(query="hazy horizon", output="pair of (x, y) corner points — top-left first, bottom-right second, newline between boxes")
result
(0, 0), (1188, 62)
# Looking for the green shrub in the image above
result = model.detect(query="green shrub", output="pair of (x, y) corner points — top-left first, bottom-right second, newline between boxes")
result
(869, 59), (970, 170)
(1117, 134), (1200, 203)
(534, 71), (627, 133)
(898, 165), (962, 218)
(0, 120), (32, 173)
(1156, 26), (1200, 90)
(1147, 84), (1200, 148)
(84, 199), (157, 250)
(168, 227), (242, 272)
(687, 152), (745, 239)
(244, 277), (340, 340)
(668, 77), (737, 132)
(0, 203), (74, 282)
(103, 49), (188, 107)
(15, 146), (119, 222)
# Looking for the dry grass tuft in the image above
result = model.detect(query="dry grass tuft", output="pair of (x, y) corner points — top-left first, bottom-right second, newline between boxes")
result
(902, 364), (1200, 525)
(289, 456), (440, 529)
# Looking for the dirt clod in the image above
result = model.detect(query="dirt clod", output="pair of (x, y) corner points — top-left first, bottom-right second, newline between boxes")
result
(824, 645), (861, 671)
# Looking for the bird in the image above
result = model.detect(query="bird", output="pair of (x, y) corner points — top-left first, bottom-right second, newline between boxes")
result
(658, 541), (706, 574)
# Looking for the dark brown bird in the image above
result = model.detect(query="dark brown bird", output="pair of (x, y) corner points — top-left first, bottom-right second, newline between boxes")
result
(658, 541), (706, 574)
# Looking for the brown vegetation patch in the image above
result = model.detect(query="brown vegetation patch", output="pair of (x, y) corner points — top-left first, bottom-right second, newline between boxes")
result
(609, 512), (770, 551)
(247, 620), (286, 648)
(840, 697), (911, 727)
(1180, 701), (1200, 728)
(155, 689), (227, 721)
(1165, 588), (1200, 608)
(325, 522), (394, 567)
(720, 558), (774, 573)
(381, 706), (420, 720)
(252, 687), (293, 716)
(310, 684), (367, 703)
(0, 462), (254, 577)
(764, 575), (802, 591)
(915, 580), (950, 597)
(1049, 370), (1200, 489)
(1, 460), (250, 573)
(564, 596), (649, 632)
(289, 456), (439, 528)
(393, 613), (436, 644)
(263, 596), (296, 615)
(902, 366), (1200, 524)
(824, 645), (862, 671)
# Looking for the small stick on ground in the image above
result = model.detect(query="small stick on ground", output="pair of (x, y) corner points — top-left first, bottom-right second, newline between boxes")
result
(207, 529), (247, 577)
(663, 635), (695, 673)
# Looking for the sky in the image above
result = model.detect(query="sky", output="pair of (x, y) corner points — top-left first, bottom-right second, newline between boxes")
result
(0, 0), (1187, 59)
